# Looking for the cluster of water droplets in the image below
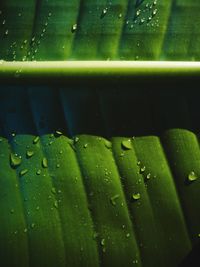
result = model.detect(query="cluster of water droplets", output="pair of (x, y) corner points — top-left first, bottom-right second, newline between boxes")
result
(0, 1), (160, 61)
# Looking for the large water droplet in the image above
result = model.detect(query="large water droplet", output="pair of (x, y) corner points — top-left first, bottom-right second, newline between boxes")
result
(10, 153), (22, 168)
(188, 171), (198, 182)
(121, 139), (132, 150)
(42, 157), (48, 168)
(33, 136), (39, 144)
(132, 193), (141, 201)
(105, 140), (112, 149)
(26, 150), (34, 158)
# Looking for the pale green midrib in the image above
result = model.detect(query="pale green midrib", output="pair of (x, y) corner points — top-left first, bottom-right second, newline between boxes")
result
(1, 61), (200, 79)
(158, 137), (192, 245)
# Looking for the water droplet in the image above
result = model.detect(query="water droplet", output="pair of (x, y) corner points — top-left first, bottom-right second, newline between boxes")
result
(55, 130), (62, 137)
(136, 9), (141, 17)
(132, 193), (141, 201)
(26, 150), (34, 158)
(71, 23), (77, 33)
(140, 165), (146, 173)
(140, 18), (145, 24)
(101, 238), (105, 246)
(51, 187), (56, 194)
(42, 157), (48, 168)
(118, 13), (122, 18)
(152, 9), (157, 16)
(74, 136), (79, 143)
(56, 163), (60, 168)
(24, 228), (28, 233)
(31, 223), (35, 229)
(101, 8), (108, 18)
(84, 143), (88, 148)
(54, 200), (58, 209)
(36, 206), (40, 210)
(2, 19), (5, 25)
(188, 171), (198, 182)
(110, 194), (120, 206)
(10, 153), (22, 168)
(4, 29), (8, 36)
(121, 139), (132, 150)
(36, 169), (41, 175)
(19, 169), (28, 177)
(33, 136), (39, 144)
(146, 173), (151, 180)
(126, 233), (130, 238)
(10, 209), (14, 214)
(105, 140), (112, 149)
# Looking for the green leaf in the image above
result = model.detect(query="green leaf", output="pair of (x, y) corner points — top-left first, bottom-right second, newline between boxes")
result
(0, 0), (200, 60)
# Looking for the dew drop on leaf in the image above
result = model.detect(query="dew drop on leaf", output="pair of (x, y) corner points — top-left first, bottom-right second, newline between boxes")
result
(42, 157), (48, 168)
(105, 140), (112, 149)
(19, 169), (28, 177)
(31, 223), (35, 229)
(140, 165), (146, 173)
(110, 194), (120, 206)
(36, 169), (41, 175)
(10, 153), (22, 168)
(188, 171), (198, 182)
(152, 9), (158, 16)
(33, 136), (39, 144)
(101, 8), (108, 18)
(10, 209), (14, 214)
(146, 173), (151, 180)
(101, 238), (105, 246)
(26, 150), (34, 158)
(126, 233), (130, 238)
(121, 139), (132, 150)
(132, 193), (141, 201)
(55, 130), (63, 137)
(54, 200), (58, 209)
(71, 23), (77, 33)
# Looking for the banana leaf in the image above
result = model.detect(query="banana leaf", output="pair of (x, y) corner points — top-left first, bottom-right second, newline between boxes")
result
(0, 1), (200, 267)
(0, 0), (200, 60)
